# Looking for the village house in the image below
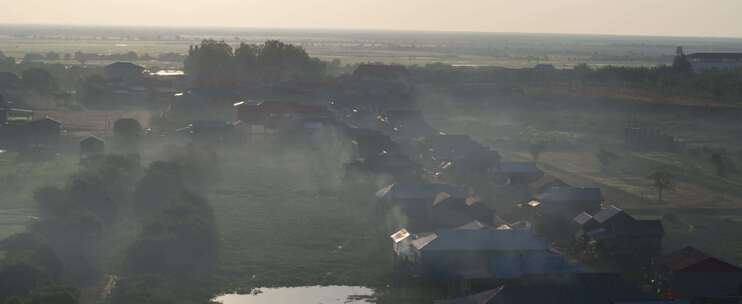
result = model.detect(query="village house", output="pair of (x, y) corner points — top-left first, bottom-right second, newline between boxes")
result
(79, 136), (104, 160)
(527, 187), (604, 239)
(103, 62), (145, 82)
(0, 100), (33, 125)
(655, 246), (742, 303)
(498, 162), (544, 185)
(376, 182), (470, 230)
(391, 228), (580, 284)
(376, 110), (438, 140)
(528, 174), (569, 195)
(574, 205), (664, 263)
(434, 273), (661, 304)
(342, 127), (400, 159)
(166, 88), (242, 123)
(177, 120), (242, 145)
(346, 152), (421, 182)
(686, 52), (742, 72)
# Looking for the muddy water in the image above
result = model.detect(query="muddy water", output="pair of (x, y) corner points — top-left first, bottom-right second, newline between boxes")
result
(213, 286), (375, 304)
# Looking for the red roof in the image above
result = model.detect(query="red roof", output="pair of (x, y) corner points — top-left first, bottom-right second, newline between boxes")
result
(659, 246), (742, 273)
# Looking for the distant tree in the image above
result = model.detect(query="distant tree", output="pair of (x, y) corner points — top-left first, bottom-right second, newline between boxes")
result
(529, 142), (546, 162)
(184, 40), (234, 88)
(672, 47), (692, 73)
(44, 52), (60, 61)
(648, 170), (673, 203)
(112, 118), (143, 153)
(21, 68), (57, 92)
(596, 148), (619, 172)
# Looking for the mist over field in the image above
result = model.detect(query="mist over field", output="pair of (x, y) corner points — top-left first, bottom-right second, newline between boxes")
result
(2, 12), (742, 304)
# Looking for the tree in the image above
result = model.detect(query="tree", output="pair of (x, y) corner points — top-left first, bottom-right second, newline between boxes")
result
(596, 148), (619, 172)
(112, 118), (143, 153)
(529, 142), (546, 161)
(21, 69), (57, 93)
(184, 40), (234, 88)
(672, 47), (692, 73)
(648, 170), (672, 203)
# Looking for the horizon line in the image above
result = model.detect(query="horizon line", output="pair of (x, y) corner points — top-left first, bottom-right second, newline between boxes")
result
(2, 22), (742, 40)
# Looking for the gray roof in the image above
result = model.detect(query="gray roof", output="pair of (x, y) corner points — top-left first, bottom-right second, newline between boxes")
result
(490, 252), (582, 279)
(592, 205), (624, 223)
(376, 182), (468, 201)
(573, 212), (595, 225)
(538, 187), (604, 202)
(418, 229), (548, 252)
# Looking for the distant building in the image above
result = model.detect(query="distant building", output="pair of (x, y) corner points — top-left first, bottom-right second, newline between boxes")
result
(376, 110), (438, 139)
(656, 246), (742, 302)
(79, 136), (104, 160)
(103, 62), (145, 81)
(686, 52), (742, 72)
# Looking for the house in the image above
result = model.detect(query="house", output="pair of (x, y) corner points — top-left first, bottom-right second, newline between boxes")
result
(79, 136), (104, 160)
(20, 117), (62, 149)
(103, 62), (145, 81)
(572, 212), (600, 232)
(353, 64), (410, 82)
(167, 89), (241, 123)
(377, 183), (470, 231)
(342, 127), (399, 159)
(346, 152), (421, 182)
(434, 148), (501, 186)
(655, 246), (742, 302)
(528, 174), (569, 195)
(393, 228), (579, 281)
(577, 205), (664, 260)
(177, 120), (241, 145)
(686, 52), (742, 72)
(376, 110), (438, 139)
(534, 187), (604, 217)
(435, 273), (659, 304)
(428, 193), (497, 230)
(498, 162), (544, 185)
(234, 100), (330, 127)
(0, 101), (33, 125)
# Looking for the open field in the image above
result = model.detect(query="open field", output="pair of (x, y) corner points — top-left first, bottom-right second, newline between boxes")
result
(208, 144), (394, 291)
(5, 25), (742, 68)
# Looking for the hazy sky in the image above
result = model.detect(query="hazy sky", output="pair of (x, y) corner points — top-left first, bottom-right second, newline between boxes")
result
(3, 0), (742, 37)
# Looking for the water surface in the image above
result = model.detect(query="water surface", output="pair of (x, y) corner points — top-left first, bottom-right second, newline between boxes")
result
(214, 286), (375, 304)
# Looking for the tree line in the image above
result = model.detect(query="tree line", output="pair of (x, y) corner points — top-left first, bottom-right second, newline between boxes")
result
(184, 39), (326, 88)
(0, 122), (222, 303)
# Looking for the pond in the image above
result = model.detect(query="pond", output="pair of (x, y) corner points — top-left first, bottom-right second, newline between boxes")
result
(213, 286), (375, 304)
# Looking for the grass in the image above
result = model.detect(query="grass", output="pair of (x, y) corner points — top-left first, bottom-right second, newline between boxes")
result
(208, 144), (395, 292)
(0, 152), (78, 239)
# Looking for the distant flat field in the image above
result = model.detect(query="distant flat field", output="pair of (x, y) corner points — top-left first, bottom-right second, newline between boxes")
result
(8, 25), (742, 67)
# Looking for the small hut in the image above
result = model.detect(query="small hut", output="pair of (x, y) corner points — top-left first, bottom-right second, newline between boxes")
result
(80, 136), (105, 160)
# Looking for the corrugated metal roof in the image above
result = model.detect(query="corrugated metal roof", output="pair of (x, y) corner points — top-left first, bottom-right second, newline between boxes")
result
(593, 205), (624, 223)
(419, 229), (548, 252)
(573, 212), (594, 225)
(390, 228), (410, 243)
(376, 182), (468, 201)
(538, 187), (604, 202)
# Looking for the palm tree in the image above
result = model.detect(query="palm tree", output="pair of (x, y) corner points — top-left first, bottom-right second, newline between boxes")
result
(648, 171), (672, 203)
